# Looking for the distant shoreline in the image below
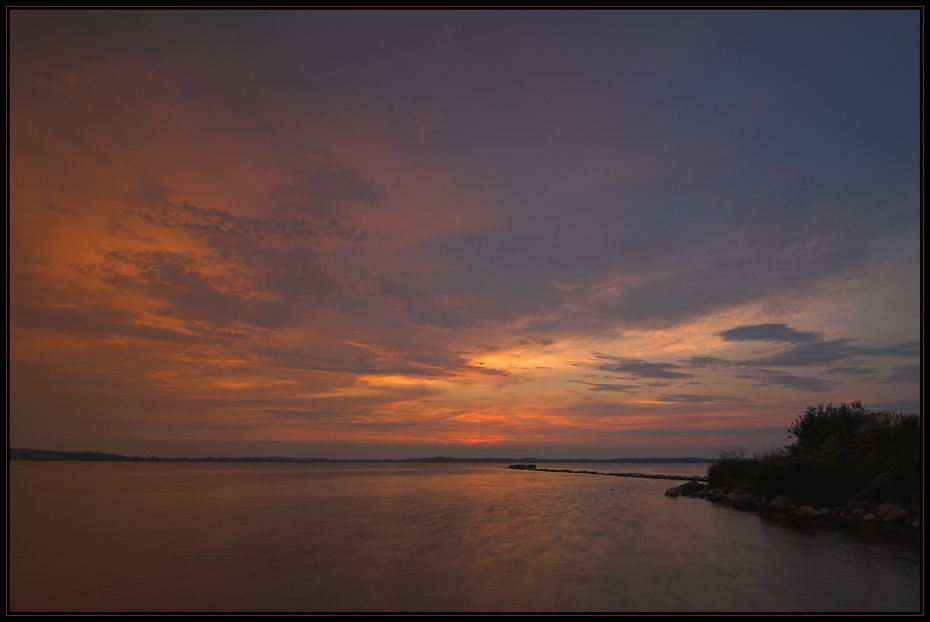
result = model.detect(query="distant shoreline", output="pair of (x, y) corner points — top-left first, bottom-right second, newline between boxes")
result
(8, 448), (716, 464)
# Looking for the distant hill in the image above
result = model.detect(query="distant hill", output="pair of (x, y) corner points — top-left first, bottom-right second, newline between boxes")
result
(10, 449), (131, 461)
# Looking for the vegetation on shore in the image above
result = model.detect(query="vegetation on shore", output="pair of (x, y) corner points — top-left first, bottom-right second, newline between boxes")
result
(708, 401), (921, 507)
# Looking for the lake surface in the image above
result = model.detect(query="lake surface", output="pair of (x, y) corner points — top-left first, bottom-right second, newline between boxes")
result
(9, 461), (921, 613)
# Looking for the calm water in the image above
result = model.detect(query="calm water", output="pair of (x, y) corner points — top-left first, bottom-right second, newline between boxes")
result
(9, 462), (921, 613)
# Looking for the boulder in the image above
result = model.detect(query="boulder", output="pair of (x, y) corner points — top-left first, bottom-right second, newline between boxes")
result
(874, 498), (908, 514)
(768, 495), (793, 511)
(848, 477), (894, 506)
(727, 492), (755, 508)
(676, 480), (706, 495)
(664, 487), (680, 497)
(884, 508), (910, 523)
(797, 505), (820, 516)
(847, 485), (884, 506)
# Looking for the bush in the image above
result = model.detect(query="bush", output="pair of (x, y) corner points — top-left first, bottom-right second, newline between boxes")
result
(755, 454), (868, 507)
(786, 401), (870, 458)
(708, 456), (755, 489)
(709, 401), (920, 507)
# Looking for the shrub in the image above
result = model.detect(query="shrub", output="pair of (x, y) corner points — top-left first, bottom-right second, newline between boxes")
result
(708, 456), (754, 489)
(755, 454), (868, 507)
(709, 401), (920, 507)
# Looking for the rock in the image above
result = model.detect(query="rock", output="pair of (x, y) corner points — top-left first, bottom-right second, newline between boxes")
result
(727, 492), (755, 508)
(661, 477), (920, 547)
(874, 498), (908, 514)
(768, 495), (793, 511)
(797, 505), (820, 516)
(884, 508), (911, 523)
(848, 485), (884, 506)
(676, 481), (706, 495)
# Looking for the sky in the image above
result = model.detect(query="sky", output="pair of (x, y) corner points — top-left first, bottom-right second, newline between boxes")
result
(8, 10), (921, 459)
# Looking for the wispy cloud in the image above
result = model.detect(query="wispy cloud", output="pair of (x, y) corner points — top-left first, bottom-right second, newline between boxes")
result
(591, 354), (693, 380)
(655, 394), (752, 404)
(731, 369), (833, 393)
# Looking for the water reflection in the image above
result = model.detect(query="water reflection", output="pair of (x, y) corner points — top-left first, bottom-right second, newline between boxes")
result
(10, 462), (920, 612)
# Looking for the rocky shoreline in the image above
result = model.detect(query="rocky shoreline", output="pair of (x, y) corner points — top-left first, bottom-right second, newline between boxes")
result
(506, 464), (920, 546)
(664, 477), (921, 546)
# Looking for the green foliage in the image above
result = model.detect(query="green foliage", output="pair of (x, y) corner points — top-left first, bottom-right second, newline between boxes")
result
(709, 401), (921, 506)
(786, 401), (869, 457)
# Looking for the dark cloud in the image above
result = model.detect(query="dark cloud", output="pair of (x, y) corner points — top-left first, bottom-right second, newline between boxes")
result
(711, 325), (919, 372)
(95, 250), (251, 326)
(751, 337), (919, 369)
(883, 365), (920, 385)
(516, 335), (555, 346)
(570, 380), (639, 393)
(103, 220), (152, 241)
(272, 164), (384, 220)
(378, 278), (472, 329)
(732, 369), (832, 393)
(90, 249), (326, 330)
(134, 173), (172, 204)
(247, 387), (441, 422)
(136, 199), (318, 241)
(754, 339), (858, 367)
(443, 186), (891, 332)
(864, 341), (921, 358)
(577, 324), (916, 404)
(719, 323), (821, 344)
(655, 394), (752, 403)
(682, 356), (726, 369)
(327, 220), (370, 243)
(10, 300), (199, 343)
(591, 353), (693, 380)
(41, 200), (88, 222)
(824, 365), (878, 376)
(258, 342), (506, 379)
(131, 172), (374, 247)
(261, 247), (337, 301)
(306, 168), (384, 211)
(86, 150), (112, 166)
(586, 215), (878, 329)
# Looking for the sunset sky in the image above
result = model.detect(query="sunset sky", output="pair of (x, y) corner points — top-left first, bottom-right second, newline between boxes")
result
(9, 10), (921, 459)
